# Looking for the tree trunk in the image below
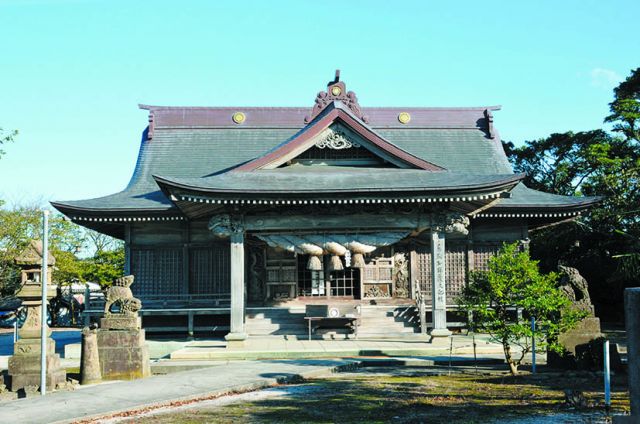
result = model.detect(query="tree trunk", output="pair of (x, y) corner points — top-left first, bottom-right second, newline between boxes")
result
(503, 341), (519, 375)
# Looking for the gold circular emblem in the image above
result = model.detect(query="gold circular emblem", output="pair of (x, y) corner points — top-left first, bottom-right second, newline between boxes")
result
(398, 112), (411, 124)
(331, 86), (342, 96)
(232, 112), (246, 124)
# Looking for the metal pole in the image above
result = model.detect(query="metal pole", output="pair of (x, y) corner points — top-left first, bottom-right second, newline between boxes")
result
(40, 210), (49, 396)
(14, 318), (18, 343)
(84, 284), (91, 327)
(448, 336), (453, 376)
(473, 333), (477, 374)
(604, 340), (611, 411)
(531, 317), (536, 374)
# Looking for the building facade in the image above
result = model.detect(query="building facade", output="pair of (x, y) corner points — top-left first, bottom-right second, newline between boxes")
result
(53, 73), (599, 340)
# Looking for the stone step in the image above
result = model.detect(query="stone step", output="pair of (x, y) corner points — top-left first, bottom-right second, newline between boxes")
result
(245, 325), (307, 332)
(358, 327), (417, 334)
(246, 312), (307, 320)
(245, 304), (420, 338)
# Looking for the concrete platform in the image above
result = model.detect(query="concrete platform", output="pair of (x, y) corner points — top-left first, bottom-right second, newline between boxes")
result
(0, 359), (361, 424)
(169, 333), (517, 361)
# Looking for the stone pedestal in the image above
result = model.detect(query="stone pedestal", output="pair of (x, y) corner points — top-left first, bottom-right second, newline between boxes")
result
(96, 316), (150, 380)
(80, 325), (102, 385)
(8, 338), (66, 392)
(7, 284), (65, 392)
(225, 331), (248, 348)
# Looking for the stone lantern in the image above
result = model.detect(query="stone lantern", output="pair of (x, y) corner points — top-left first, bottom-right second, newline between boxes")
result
(8, 240), (65, 392)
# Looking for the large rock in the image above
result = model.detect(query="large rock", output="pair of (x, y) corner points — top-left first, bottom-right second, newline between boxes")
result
(549, 265), (604, 369)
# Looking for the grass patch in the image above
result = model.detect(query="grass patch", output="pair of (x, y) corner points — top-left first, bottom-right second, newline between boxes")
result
(128, 368), (630, 423)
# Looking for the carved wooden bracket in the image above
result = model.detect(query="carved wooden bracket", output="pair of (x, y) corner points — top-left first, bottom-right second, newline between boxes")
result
(432, 213), (470, 235)
(305, 70), (369, 124)
(208, 214), (245, 237)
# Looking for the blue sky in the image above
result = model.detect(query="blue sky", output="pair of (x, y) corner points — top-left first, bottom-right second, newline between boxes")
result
(0, 0), (637, 208)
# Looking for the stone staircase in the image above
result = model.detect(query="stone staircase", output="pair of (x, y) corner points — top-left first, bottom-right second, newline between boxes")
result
(245, 305), (421, 340)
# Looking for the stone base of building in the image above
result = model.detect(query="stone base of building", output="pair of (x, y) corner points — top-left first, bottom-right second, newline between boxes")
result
(96, 326), (151, 380)
(429, 328), (452, 344)
(225, 332), (248, 348)
(7, 338), (66, 392)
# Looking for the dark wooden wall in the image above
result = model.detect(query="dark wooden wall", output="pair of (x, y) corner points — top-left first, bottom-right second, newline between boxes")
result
(127, 220), (231, 297)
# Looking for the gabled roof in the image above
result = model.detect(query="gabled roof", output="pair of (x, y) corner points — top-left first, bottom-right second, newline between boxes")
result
(51, 72), (601, 238)
(235, 101), (444, 171)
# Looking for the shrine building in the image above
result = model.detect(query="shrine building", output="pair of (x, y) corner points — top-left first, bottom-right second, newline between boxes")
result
(52, 72), (599, 341)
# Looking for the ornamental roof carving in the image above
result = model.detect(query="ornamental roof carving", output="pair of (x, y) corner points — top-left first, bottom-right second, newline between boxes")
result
(305, 70), (369, 124)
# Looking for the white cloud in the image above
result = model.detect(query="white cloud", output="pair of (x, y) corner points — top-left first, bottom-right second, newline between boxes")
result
(590, 68), (622, 89)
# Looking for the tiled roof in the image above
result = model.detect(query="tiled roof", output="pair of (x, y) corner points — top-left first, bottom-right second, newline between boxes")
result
(52, 105), (596, 215)
(155, 168), (523, 194)
(493, 183), (602, 210)
(141, 104), (500, 130)
(53, 122), (515, 212)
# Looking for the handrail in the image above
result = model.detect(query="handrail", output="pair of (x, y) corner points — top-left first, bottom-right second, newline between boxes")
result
(414, 280), (427, 335)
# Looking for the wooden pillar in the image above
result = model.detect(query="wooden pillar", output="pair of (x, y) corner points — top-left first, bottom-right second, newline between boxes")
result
(182, 221), (190, 295)
(124, 223), (132, 275)
(430, 228), (452, 340)
(225, 230), (247, 345)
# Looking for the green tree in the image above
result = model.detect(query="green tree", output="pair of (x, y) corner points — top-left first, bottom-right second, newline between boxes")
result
(605, 67), (640, 142)
(82, 247), (125, 286)
(503, 67), (640, 319)
(0, 204), (88, 298)
(458, 243), (584, 375)
(0, 127), (18, 160)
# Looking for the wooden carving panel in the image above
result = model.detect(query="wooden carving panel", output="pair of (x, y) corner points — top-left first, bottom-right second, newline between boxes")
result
(362, 257), (394, 298)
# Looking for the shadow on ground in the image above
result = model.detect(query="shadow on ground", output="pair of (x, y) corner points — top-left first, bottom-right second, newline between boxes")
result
(125, 366), (630, 424)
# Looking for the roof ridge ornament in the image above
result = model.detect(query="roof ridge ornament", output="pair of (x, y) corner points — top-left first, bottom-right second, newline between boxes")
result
(484, 109), (495, 139)
(305, 70), (369, 124)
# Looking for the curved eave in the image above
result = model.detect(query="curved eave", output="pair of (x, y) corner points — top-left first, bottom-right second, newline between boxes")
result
(488, 195), (604, 211)
(472, 196), (603, 230)
(51, 201), (185, 239)
(51, 201), (175, 214)
(153, 173), (524, 197)
(154, 173), (524, 220)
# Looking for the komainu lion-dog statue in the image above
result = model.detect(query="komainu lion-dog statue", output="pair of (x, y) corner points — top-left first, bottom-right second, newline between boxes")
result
(102, 275), (142, 317)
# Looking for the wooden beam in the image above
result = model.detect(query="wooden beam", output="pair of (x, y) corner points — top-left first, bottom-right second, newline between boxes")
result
(244, 212), (431, 232)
